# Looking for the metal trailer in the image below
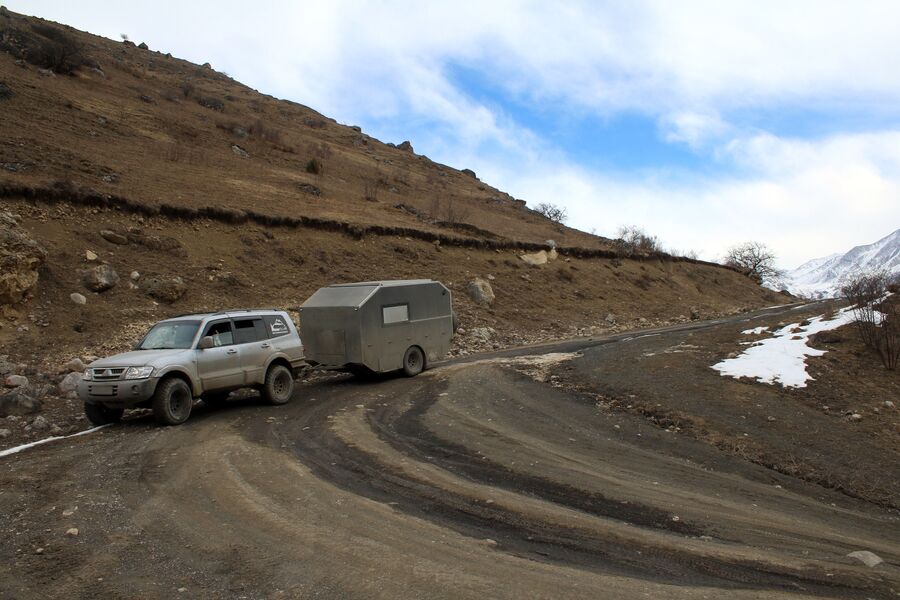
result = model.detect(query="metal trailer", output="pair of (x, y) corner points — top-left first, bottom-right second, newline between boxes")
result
(299, 280), (453, 376)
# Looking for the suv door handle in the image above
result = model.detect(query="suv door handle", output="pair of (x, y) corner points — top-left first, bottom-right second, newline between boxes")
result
(260, 343), (270, 348)
(226, 348), (238, 355)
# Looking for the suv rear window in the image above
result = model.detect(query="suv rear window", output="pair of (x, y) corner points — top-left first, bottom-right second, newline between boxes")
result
(263, 315), (291, 338)
(234, 318), (267, 344)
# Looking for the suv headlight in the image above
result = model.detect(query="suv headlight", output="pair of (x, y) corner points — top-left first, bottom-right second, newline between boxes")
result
(124, 366), (155, 379)
(82, 369), (92, 381)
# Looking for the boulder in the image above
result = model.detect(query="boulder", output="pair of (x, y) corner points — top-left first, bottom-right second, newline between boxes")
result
(690, 307), (701, 321)
(64, 358), (86, 373)
(520, 250), (549, 266)
(138, 42), (149, 50)
(397, 140), (414, 153)
(85, 250), (98, 261)
(82, 264), (119, 292)
(99, 230), (128, 245)
(0, 389), (40, 417)
(231, 144), (249, 158)
(4, 374), (27, 387)
(466, 278), (495, 306)
(847, 550), (883, 568)
(31, 415), (49, 430)
(142, 275), (187, 303)
(70, 292), (87, 305)
(58, 372), (82, 395)
(461, 168), (477, 179)
(0, 211), (48, 305)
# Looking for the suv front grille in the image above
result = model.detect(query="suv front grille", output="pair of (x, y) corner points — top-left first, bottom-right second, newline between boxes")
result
(91, 367), (126, 381)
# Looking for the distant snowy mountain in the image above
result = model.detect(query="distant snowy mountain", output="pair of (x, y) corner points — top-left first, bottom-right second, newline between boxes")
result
(784, 229), (900, 298)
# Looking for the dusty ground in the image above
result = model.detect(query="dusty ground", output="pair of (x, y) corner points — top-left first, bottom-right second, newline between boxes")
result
(1, 303), (897, 599)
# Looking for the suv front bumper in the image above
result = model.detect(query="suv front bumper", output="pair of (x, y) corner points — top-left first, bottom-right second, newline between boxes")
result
(78, 377), (159, 408)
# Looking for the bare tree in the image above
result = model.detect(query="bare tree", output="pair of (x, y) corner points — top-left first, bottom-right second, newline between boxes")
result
(724, 241), (783, 286)
(535, 202), (568, 224)
(615, 225), (661, 255)
(840, 270), (898, 370)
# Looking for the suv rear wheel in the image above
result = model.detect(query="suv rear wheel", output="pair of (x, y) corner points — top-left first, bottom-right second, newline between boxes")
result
(262, 364), (293, 405)
(152, 377), (193, 425)
(84, 402), (124, 426)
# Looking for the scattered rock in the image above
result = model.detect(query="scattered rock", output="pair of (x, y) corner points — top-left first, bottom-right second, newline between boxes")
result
(605, 313), (616, 324)
(4, 374), (27, 387)
(520, 250), (549, 266)
(142, 275), (187, 303)
(70, 292), (87, 305)
(231, 144), (249, 158)
(99, 230), (128, 245)
(65, 358), (86, 373)
(297, 183), (321, 196)
(58, 372), (82, 395)
(885, 400), (895, 409)
(85, 250), (98, 261)
(137, 42), (148, 50)
(0, 389), (40, 417)
(0, 211), (48, 305)
(545, 239), (558, 249)
(31, 415), (49, 430)
(690, 307), (701, 321)
(847, 413), (863, 422)
(130, 271), (140, 281)
(0, 428), (9, 438)
(847, 550), (882, 567)
(65, 527), (79, 537)
(82, 264), (120, 292)
(466, 278), (495, 306)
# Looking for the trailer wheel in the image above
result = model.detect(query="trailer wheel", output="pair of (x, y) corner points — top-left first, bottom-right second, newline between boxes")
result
(402, 346), (425, 377)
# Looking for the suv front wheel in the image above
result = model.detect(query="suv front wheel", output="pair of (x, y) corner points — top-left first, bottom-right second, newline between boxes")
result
(262, 364), (293, 405)
(152, 377), (193, 425)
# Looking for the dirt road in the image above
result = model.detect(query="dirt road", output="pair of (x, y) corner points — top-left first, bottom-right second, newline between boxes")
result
(1, 303), (898, 599)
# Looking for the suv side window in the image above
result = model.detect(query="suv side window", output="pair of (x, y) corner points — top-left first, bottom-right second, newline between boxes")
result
(263, 315), (290, 338)
(234, 318), (267, 344)
(202, 320), (234, 347)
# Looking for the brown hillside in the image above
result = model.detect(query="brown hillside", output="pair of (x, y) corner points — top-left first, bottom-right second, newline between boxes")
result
(0, 8), (788, 370)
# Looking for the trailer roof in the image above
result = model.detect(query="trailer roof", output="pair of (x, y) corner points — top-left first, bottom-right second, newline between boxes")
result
(301, 280), (439, 309)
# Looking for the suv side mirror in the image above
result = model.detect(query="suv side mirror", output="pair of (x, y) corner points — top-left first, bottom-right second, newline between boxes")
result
(198, 336), (215, 350)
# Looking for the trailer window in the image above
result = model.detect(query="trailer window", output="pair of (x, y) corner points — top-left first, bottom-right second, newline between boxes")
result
(382, 304), (409, 325)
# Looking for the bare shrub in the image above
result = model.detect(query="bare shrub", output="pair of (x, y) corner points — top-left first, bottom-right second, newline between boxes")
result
(841, 270), (899, 370)
(306, 158), (321, 175)
(29, 23), (84, 74)
(615, 225), (661, 256)
(363, 180), (378, 202)
(197, 96), (225, 111)
(535, 202), (568, 224)
(248, 118), (281, 143)
(724, 241), (783, 286)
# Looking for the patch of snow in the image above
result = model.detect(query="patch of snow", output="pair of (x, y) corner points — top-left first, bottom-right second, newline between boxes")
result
(712, 307), (864, 388)
(741, 326), (770, 335)
(0, 425), (111, 459)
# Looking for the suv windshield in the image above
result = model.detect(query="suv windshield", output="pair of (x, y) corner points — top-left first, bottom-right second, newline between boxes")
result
(137, 320), (201, 350)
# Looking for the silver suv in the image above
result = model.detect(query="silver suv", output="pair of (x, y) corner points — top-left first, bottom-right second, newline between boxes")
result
(78, 310), (305, 426)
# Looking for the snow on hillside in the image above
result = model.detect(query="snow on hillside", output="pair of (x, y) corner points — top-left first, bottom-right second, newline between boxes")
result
(784, 229), (900, 298)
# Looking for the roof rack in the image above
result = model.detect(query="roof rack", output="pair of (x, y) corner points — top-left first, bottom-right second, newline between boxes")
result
(165, 308), (282, 319)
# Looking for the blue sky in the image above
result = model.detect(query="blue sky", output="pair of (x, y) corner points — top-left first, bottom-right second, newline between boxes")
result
(9, 1), (900, 268)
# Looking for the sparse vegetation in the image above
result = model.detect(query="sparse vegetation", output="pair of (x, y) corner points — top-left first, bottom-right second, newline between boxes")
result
(615, 225), (661, 256)
(363, 180), (378, 202)
(724, 241), (782, 286)
(840, 270), (899, 370)
(535, 202), (568, 224)
(28, 23), (85, 74)
(306, 158), (322, 175)
(197, 96), (225, 111)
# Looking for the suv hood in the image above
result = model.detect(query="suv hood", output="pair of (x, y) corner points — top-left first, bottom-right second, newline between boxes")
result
(89, 349), (194, 369)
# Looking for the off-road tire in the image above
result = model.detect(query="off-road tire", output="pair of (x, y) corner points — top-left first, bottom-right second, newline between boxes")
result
(402, 346), (425, 377)
(202, 392), (230, 408)
(83, 402), (124, 426)
(152, 377), (193, 426)
(262, 364), (293, 405)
